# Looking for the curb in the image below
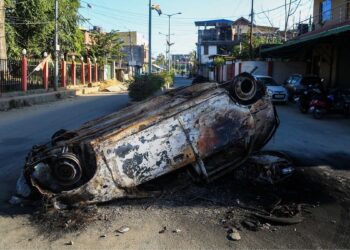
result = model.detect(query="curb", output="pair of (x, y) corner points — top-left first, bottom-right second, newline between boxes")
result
(0, 89), (76, 111)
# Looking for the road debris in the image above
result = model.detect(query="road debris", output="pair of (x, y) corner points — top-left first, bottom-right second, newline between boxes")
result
(16, 73), (281, 207)
(172, 229), (181, 233)
(116, 226), (130, 234)
(242, 219), (260, 231)
(65, 241), (74, 246)
(159, 226), (167, 234)
(228, 228), (241, 241)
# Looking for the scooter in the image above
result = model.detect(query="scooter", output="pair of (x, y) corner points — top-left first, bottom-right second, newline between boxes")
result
(309, 89), (350, 119)
(297, 85), (324, 114)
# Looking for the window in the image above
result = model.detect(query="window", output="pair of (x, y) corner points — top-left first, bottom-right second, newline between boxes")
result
(204, 45), (209, 55)
(320, 0), (332, 23)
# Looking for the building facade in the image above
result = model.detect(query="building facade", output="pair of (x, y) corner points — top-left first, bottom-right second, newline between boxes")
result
(262, 0), (350, 89)
(195, 18), (279, 80)
(117, 31), (149, 75)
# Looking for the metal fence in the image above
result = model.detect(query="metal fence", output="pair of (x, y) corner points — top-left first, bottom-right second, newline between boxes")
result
(76, 63), (82, 85)
(66, 63), (73, 85)
(0, 59), (22, 92)
(27, 59), (44, 90)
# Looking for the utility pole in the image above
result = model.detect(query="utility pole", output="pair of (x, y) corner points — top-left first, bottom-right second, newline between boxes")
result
(0, 0), (7, 60)
(249, 0), (254, 60)
(167, 15), (171, 72)
(165, 12), (181, 72)
(148, 0), (152, 74)
(128, 31), (134, 75)
(54, 0), (59, 91)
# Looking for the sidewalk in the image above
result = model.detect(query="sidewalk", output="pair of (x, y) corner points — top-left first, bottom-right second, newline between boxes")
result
(0, 80), (129, 111)
(0, 88), (76, 111)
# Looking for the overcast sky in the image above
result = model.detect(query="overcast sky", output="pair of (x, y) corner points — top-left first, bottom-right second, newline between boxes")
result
(79, 0), (314, 56)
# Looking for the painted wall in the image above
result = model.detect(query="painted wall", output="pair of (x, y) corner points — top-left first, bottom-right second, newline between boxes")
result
(200, 45), (217, 63)
(240, 61), (268, 76)
(273, 61), (307, 84)
(218, 60), (307, 84)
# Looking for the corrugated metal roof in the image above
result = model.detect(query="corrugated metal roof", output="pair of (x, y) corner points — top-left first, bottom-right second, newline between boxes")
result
(261, 24), (350, 55)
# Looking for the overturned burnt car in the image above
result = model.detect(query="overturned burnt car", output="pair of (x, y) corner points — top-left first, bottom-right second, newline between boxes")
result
(16, 73), (280, 206)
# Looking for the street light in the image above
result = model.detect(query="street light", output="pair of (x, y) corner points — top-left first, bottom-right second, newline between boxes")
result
(148, 1), (162, 74)
(159, 32), (174, 67)
(163, 12), (182, 72)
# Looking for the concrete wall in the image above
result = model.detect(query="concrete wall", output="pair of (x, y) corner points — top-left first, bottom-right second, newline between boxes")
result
(200, 45), (217, 64)
(273, 61), (307, 84)
(240, 61), (268, 76)
(217, 60), (307, 84)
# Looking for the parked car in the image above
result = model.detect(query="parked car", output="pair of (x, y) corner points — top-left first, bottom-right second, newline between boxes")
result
(284, 74), (324, 101)
(254, 75), (288, 103)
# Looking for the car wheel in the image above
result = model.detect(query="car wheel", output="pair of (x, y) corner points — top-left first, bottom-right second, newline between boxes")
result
(230, 73), (261, 105)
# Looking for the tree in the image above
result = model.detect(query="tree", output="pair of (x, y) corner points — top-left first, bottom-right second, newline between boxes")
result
(232, 35), (270, 59)
(284, 0), (302, 41)
(89, 30), (124, 64)
(189, 50), (198, 75)
(4, 0), (83, 57)
(154, 53), (166, 67)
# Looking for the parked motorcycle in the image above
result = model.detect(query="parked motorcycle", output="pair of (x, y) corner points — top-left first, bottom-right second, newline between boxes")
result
(297, 85), (325, 114)
(309, 89), (350, 119)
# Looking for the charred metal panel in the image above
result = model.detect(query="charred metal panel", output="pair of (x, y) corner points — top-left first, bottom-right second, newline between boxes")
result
(17, 73), (280, 206)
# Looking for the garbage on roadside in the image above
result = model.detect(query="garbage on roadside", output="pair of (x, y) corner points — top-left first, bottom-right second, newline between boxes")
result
(15, 73), (285, 208)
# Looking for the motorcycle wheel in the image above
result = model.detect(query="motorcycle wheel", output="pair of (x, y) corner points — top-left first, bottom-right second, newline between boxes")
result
(298, 103), (308, 114)
(313, 109), (324, 119)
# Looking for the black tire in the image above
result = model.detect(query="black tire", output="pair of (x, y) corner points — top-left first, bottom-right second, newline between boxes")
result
(230, 73), (262, 105)
(298, 102), (308, 114)
(313, 109), (324, 119)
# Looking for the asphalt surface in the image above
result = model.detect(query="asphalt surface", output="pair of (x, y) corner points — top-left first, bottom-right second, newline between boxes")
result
(0, 78), (349, 249)
(266, 103), (350, 172)
(0, 93), (129, 210)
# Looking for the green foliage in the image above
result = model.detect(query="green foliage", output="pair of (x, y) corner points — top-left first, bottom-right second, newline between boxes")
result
(155, 53), (166, 67)
(232, 35), (273, 59)
(89, 30), (124, 64)
(213, 56), (225, 66)
(4, 0), (83, 57)
(128, 72), (174, 101)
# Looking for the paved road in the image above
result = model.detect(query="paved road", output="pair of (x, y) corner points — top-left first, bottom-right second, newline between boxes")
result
(0, 78), (191, 209)
(173, 77), (192, 88)
(0, 93), (129, 210)
(0, 82), (349, 249)
(267, 104), (350, 171)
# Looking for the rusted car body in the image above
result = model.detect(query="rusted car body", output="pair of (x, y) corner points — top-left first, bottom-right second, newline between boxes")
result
(17, 73), (279, 206)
